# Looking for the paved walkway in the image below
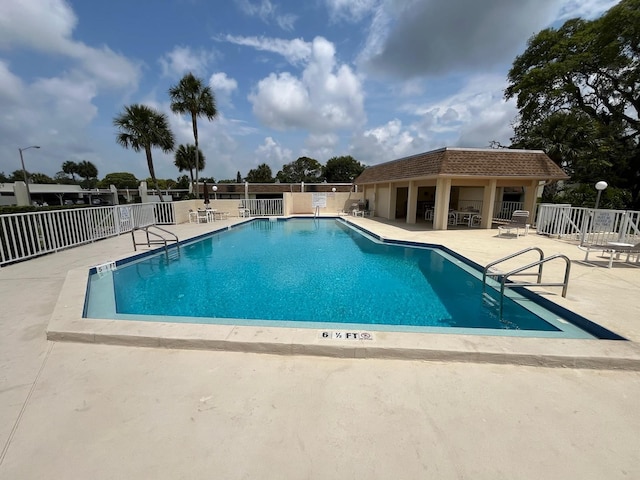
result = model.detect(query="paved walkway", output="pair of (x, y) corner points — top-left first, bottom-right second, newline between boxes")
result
(1, 217), (639, 479)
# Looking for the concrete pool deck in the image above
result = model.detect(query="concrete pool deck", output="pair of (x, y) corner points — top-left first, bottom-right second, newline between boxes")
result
(1, 216), (639, 478)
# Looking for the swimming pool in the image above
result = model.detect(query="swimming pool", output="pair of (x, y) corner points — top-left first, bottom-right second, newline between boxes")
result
(83, 218), (613, 339)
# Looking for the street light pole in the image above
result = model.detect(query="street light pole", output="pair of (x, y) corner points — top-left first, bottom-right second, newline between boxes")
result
(18, 145), (40, 206)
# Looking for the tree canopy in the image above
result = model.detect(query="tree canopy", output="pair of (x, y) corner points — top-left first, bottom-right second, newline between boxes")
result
(505, 0), (640, 207)
(276, 157), (323, 183)
(323, 155), (366, 182)
(76, 160), (98, 188)
(97, 172), (139, 189)
(245, 163), (274, 183)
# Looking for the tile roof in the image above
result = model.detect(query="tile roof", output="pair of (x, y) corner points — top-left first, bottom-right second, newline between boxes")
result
(354, 147), (569, 184)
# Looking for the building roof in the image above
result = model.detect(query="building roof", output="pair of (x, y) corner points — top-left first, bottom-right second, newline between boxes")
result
(354, 147), (569, 184)
(0, 183), (85, 194)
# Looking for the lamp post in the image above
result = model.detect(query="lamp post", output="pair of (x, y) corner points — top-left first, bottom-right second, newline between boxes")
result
(212, 185), (218, 200)
(594, 181), (608, 210)
(18, 145), (40, 206)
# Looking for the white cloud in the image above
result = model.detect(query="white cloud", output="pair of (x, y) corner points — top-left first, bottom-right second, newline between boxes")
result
(350, 74), (518, 165)
(256, 136), (292, 165)
(0, 0), (78, 53)
(235, 0), (297, 30)
(305, 133), (339, 149)
(325, 0), (380, 22)
(209, 72), (238, 95)
(0, 0), (140, 90)
(223, 35), (312, 65)
(209, 72), (238, 107)
(408, 74), (517, 147)
(301, 133), (339, 162)
(0, 68), (103, 176)
(0, 60), (24, 103)
(247, 36), (366, 132)
(557, 0), (620, 20)
(159, 46), (214, 78)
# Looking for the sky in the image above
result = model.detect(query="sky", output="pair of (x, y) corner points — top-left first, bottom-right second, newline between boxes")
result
(0, 0), (621, 183)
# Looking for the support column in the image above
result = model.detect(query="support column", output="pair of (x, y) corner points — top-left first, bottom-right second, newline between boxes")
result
(407, 180), (418, 224)
(433, 177), (452, 230)
(481, 179), (497, 229)
(523, 180), (539, 219)
(387, 182), (396, 220)
(139, 181), (149, 203)
(13, 182), (29, 206)
(372, 184), (377, 216)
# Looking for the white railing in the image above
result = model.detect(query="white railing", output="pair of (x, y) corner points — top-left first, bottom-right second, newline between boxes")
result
(0, 202), (175, 266)
(239, 199), (283, 216)
(457, 200), (483, 212)
(536, 204), (640, 245)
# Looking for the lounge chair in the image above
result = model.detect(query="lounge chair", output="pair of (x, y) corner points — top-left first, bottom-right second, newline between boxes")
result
(583, 241), (640, 268)
(498, 210), (530, 237)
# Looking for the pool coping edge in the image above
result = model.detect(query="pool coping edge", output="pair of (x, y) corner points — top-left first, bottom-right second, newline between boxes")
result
(48, 267), (640, 370)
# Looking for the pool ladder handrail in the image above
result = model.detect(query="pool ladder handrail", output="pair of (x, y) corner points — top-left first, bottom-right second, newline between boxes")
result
(131, 225), (179, 258)
(498, 254), (571, 317)
(482, 247), (545, 293)
(482, 248), (571, 318)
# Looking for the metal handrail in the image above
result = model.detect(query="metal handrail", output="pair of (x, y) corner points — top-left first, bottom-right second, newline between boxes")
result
(482, 247), (544, 293)
(499, 254), (571, 317)
(131, 225), (179, 257)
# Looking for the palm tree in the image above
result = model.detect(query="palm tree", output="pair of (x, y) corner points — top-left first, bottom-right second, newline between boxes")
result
(76, 160), (98, 188)
(169, 73), (217, 199)
(113, 104), (175, 200)
(174, 144), (205, 193)
(61, 160), (79, 182)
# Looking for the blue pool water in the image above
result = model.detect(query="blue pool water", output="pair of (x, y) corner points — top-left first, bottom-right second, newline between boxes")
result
(84, 219), (606, 338)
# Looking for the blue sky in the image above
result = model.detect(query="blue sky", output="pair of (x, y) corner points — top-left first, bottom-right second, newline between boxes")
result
(0, 0), (619, 182)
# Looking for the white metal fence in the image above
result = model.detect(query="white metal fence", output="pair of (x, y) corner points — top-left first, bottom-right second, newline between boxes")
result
(536, 204), (640, 245)
(455, 201), (535, 222)
(0, 202), (175, 266)
(240, 199), (283, 216)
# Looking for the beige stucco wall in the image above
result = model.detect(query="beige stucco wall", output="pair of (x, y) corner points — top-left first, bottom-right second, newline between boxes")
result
(173, 194), (365, 223)
(457, 187), (484, 202)
(376, 186), (390, 218)
(283, 192), (362, 215)
(173, 199), (247, 223)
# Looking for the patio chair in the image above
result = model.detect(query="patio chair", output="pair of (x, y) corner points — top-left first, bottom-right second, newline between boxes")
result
(582, 241), (640, 268)
(498, 210), (530, 237)
(238, 203), (250, 217)
(196, 209), (209, 223)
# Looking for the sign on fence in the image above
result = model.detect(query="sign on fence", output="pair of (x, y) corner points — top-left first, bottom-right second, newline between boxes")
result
(312, 193), (327, 208)
(593, 211), (615, 231)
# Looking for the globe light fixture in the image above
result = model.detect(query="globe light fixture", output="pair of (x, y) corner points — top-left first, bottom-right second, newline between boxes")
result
(594, 181), (608, 210)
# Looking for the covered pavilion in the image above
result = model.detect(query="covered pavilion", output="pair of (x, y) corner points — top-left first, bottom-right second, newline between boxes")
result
(354, 147), (568, 230)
